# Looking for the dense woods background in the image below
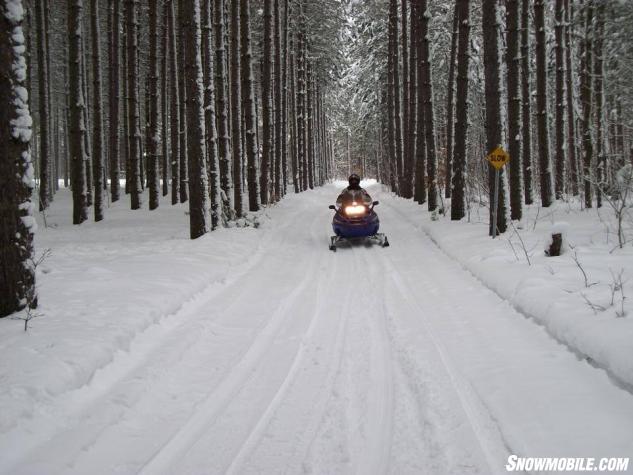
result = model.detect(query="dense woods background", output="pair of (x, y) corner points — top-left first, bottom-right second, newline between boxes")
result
(3, 0), (633, 316)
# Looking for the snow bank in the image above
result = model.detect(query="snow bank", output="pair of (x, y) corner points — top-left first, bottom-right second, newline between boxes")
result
(388, 195), (633, 389)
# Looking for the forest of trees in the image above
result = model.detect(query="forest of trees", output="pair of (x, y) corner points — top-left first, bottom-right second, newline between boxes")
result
(3, 0), (633, 316)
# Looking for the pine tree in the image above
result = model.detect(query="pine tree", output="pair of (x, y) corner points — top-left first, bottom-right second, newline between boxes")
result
(183, 0), (210, 238)
(91, 0), (105, 220)
(229, 0), (243, 216)
(450, 0), (470, 221)
(580, 3), (594, 208)
(554, 0), (566, 200)
(535, 0), (553, 207)
(507, 0), (523, 219)
(240, 0), (260, 212)
(35, 0), (50, 211)
(69, 0), (89, 224)
(445, 1), (459, 199)
(125, 0), (142, 210)
(482, 0), (507, 235)
(168, 0), (180, 205)
(521, 0), (534, 204)
(109, 0), (121, 202)
(273, 0), (283, 200)
(214, 0), (233, 215)
(261, 0), (274, 203)
(146, 0), (160, 210)
(565, 0), (579, 196)
(594, 3), (606, 208)
(0, 0), (37, 317)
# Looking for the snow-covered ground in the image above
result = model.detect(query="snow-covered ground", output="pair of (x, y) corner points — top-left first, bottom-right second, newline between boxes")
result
(1, 182), (633, 474)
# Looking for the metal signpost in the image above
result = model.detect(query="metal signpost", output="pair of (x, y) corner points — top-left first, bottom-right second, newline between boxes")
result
(485, 146), (510, 239)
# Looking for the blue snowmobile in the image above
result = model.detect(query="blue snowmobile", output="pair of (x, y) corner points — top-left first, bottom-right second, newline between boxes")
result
(328, 174), (389, 251)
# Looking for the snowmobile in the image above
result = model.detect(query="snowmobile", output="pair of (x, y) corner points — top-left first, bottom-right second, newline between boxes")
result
(328, 200), (389, 251)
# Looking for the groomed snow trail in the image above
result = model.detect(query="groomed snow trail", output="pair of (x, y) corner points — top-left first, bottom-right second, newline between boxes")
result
(5, 183), (633, 475)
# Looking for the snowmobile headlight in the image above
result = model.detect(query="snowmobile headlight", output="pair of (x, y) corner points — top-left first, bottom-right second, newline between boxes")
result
(345, 205), (366, 216)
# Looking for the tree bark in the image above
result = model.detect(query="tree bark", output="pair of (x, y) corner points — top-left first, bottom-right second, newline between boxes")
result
(450, 0), (470, 221)
(445, 0), (459, 199)
(0, 2), (37, 317)
(535, 0), (553, 207)
(554, 0), (566, 200)
(147, 0), (160, 210)
(35, 0), (50, 211)
(580, 4), (594, 208)
(183, 0), (210, 238)
(521, 0), (533, 204)
(91, 0), (105, 220)
(273, 0), (283, 199)
(230, 0), (243, 216)
(125, 0), (142, 209)
(564, 0), (579, 196)
(507, 0), (523, 220)
(594, 3), (605, 208)
(168, 0), (180, 205)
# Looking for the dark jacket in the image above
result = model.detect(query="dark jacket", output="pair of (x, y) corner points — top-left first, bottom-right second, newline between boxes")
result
(336, 186), (372, 208)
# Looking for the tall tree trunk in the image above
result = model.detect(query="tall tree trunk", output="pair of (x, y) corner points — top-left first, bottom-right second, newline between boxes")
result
(109, 0), (121, 201)
(483, 0), (507, 235)
(401, 0), (412, 198)
(202, 0), (221, 227)
(161, 0), (169, 197)
(297, 14), (307, 192)
(580, 4), (594, 208)
(69, 0), (89, 223)
(261, 0), (274, 203)
(535, 0), (553, 207)
(521, 0), (534, 204)
(387, 0), (396, 192)
(450, 0), (470, 221)
(178, 0), (188, 203)
(214, 0), (233, 216)
(445, 0), (459, 199)
(125, 0), (141, 209)
(241, 0), (260, 212)
(91, 0), (105, 220)
(307, 62), (315, 189)
(168, 0), (180, 205)
(419, 0), (438, 211)
(183, 0), (210, 238)
(289, 30), (299, 193)
(230, 0), (243, 216)
(35, 0), (50, 211)
(273, 0), (283, 199)
(507, 0), (523, 219)
(390, 0), (403, 195)
(281, 0), (290, 195)
(554, 0), (566, 200)
(594, 3), (605, 208)
(146, 0), (160, 210)
(0, 1), (37, 317)
(564, 0), (579, 196)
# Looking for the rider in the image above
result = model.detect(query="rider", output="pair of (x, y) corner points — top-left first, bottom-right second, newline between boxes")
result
(336, 174), (373, 209)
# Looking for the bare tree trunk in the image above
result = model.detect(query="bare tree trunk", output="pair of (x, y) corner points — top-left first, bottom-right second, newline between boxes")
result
(240, 0), (260, 212)
(161, 0), (169, 197)
(230, 0), (243, 216)
(273, 0), (283, 200)
(261, 0), (274, 203)
(445, 0), (459, 199)
(109, 0), (121, 201)
(0, 2), (37, 317)
(580, 3), (594, 208)
(521, 0), (534, 204)
(535, 0), (553, 207)
(564, 0), (579, 196)
(183, 0), (210, 238)
(507, 0), (522, 219)
(214, 0), (233, 215)
(390, 0), (403, 195)
(401, 0), (412, 198)
(483, 0), (507, 234)
(297, 12), (307, 192)
(202, 0), (221, 227)
(594, 3), (605, 208)
(69, 0), (89, 223)
(91, 0), (105, 220)
(125, 0), (141, 209)
(35, 0), (50, 211)
(289, 30), (299, 193)
(178, 0), (188, 203)
(450, 0), (470, 221)
(168, 0), (180, 205)
(554, 0), (566, 200)
(146, 0), (160, 210)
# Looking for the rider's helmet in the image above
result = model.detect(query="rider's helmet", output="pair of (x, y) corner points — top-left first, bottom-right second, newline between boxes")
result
(348, 173), (361, 188)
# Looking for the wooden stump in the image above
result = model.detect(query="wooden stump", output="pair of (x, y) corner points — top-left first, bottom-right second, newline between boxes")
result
(546, 233), (563, 256)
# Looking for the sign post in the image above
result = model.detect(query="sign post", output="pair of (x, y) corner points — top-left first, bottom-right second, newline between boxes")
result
(485, 146), (510, 239)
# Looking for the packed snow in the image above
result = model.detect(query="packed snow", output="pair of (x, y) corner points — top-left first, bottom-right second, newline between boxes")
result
(1, 182), (632, 474)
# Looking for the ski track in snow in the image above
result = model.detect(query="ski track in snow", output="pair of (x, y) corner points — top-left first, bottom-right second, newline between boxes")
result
(3, 183), (633, 474)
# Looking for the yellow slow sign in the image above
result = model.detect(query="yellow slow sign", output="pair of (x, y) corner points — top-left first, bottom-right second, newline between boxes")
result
(486, 146), (510, 170)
